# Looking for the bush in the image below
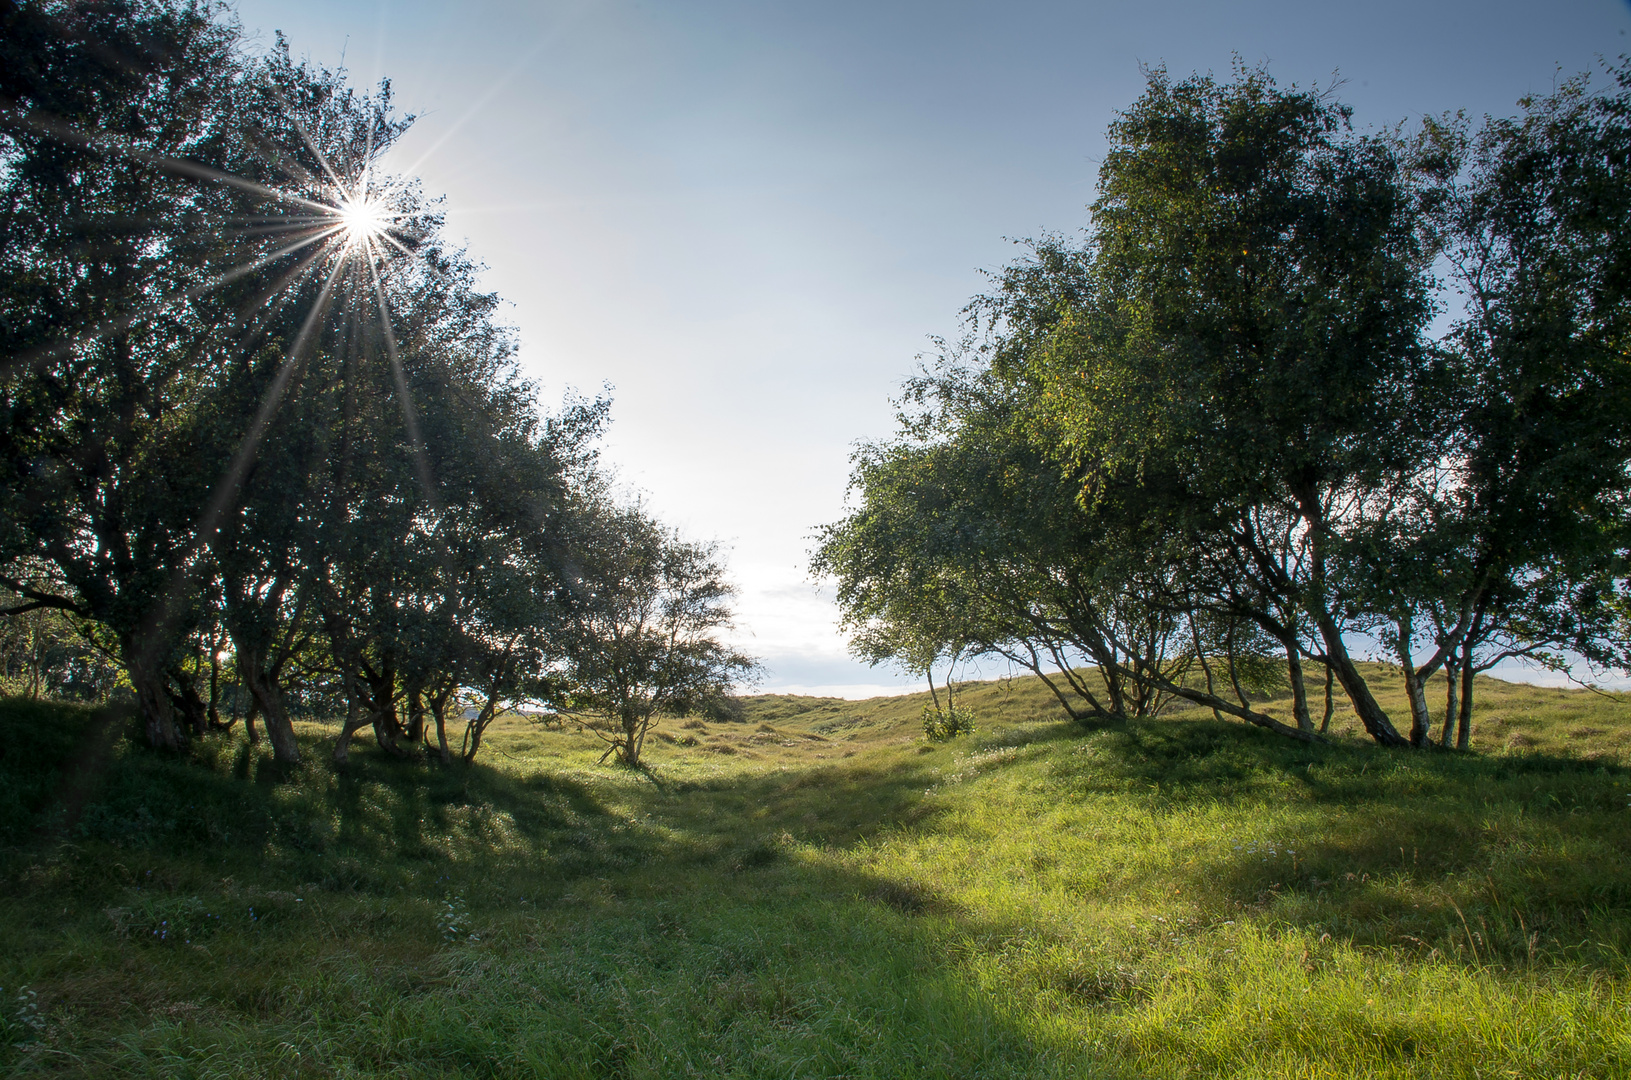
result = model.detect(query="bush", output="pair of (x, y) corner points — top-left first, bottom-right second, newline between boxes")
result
(921, 704), (975, 741)
(698, 693), (748, 724)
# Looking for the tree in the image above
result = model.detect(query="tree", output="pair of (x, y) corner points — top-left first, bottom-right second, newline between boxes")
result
(822, 61), (1629, 751)
(0, 8), (594, 771)
(1387, 62), (1631, 745)
(814, 355), (1194, 726)
(1034, 64), (1440, 746)
(0, 0), (257, 749)
(815, 346), (1321, 741)
(553, 496), (758, 768)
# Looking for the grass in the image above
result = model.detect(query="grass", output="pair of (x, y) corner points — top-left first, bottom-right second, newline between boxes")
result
(0, 666), (1628, 1077)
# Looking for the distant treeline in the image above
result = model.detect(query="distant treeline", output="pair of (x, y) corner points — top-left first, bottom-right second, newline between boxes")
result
(0, 0), (753, 768)
(816, 61), (1631, 749)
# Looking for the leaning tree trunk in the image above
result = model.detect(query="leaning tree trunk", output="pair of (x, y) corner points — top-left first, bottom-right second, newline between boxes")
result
(1279, 632), (1315, 734)
(1312, 609), (1408, 747)
(461, 693), (502, 764)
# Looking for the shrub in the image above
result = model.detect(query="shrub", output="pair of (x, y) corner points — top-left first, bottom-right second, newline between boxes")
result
(922, 704), (975, 741)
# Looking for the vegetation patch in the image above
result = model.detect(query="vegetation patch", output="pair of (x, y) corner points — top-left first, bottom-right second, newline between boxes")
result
(1, 673), (1627, 1077)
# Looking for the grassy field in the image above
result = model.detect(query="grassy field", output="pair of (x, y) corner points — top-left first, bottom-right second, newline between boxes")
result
(1, 666), (1628, 1077)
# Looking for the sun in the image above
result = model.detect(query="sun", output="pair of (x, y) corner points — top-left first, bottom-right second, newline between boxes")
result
(335, 192), (389, 245)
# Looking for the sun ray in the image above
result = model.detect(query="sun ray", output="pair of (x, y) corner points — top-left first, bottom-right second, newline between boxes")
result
(1, 106), (343, 216)
(367, 248), (446, 522)
(12, 63), (483, 664)
(2, 223), (346, 382)
(226, 242), (345, 358)
(141, 254), (350, 655)
(273, 94), (349, 195)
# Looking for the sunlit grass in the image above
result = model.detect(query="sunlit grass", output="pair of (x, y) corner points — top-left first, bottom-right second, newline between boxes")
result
(1, 669), (1628, 1076)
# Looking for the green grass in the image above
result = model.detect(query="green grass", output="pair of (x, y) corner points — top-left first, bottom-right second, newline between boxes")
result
(1, 669), (1628, 1077)
(0, 698), (107, 842)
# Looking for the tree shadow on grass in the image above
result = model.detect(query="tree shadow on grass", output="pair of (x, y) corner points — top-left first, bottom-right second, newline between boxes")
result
(14, 705), (1631, 1076)
(1054, 717), (1631, 969)
(5, 720), (1107, 1078)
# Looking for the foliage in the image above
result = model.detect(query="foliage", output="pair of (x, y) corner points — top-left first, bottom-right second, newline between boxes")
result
(553, 496), (759, 767)
(0, 2), (744, 775)
(1380, 63), (1631, 746)
(819, 60), (1631, 751)
(0, 588), (121, 701)
(0, 0), (254, 750)
(0, 987), (44, 1048)
(920, 702), (975, 741)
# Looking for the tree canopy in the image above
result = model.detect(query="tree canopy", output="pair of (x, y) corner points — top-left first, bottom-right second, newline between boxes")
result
(817, 61), (1631, 749)
(0, 0), (755, 764)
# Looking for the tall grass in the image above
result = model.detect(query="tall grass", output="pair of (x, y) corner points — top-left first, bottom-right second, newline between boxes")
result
(1, 669), (1627, 1076)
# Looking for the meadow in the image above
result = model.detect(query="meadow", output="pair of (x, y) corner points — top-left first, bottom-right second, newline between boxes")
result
(1, 667), (1628, 1078)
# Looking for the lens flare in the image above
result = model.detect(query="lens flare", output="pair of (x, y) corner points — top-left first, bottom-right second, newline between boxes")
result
(335, 192), (390, 245)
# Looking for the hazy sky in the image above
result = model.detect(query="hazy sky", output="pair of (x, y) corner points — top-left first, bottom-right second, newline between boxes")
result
(231, 0), (1631, 695)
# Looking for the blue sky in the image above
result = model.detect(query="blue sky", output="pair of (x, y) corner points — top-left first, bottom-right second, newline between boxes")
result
(230, 0), (1631, 695)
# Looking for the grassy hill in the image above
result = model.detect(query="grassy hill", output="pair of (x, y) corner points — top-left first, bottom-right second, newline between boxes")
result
(1, 668), (1628, 1077)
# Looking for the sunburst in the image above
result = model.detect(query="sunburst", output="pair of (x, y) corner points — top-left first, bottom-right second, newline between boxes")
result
(335, 191), (392, 247)
(1, 84), (463, 653)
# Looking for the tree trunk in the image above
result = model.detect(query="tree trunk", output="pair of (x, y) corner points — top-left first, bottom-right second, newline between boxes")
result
(431, 697), (452, 764)
(125, 641), (184, 751)
(924, 667), (942, 714)
(238, 643), (300, 765)
(1102, 649), (1127, 718)
(406, 684), (426, 745)
(247, 668), (300, 765)
(462, 694), (500, 764)
(167, 664), (210, 738)
(207, 646), (223, 729)
(1313, 610), (1407, 746)
(1318, 661), (1334, 734)
(1401, 665), (1432, 748)
(1192, 622), (1227, 724)
(622, 709), (642, 767)
(1439, 650), (1460, 747)
(333, 679), (373, 764)
(427, 679), (457, 763)
(1393, 615), (1434, 748)
(366, 666), (411, 757)
(1456, 661), (1475, 751)
(1144, 671), (1321, 741)
(1285, 645), (1314, 733)
(28, 616), (44, 700)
